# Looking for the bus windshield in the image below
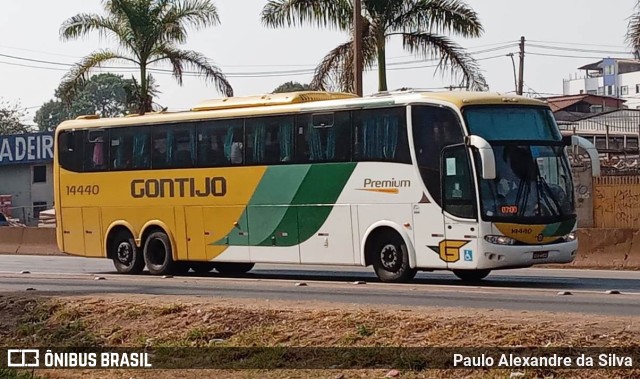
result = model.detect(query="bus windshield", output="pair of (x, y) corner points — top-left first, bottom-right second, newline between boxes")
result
(464, 105), (561, 141)
(463, 106), (574, 222)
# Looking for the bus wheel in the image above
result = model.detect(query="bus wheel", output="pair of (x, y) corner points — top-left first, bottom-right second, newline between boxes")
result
(191, 262), (216, 274)
(370, 231), (417, 283)
(453, 269), (491, 282)
(111, 231), (144, 275)
(213, 263), (254, 275)
(143, 231), (174, 276)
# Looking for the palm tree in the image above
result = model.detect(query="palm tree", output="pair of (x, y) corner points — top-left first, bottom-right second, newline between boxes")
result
(60, 0), (233, 115)
(627, 1), (640, 58)
(261, 0), (487, 93)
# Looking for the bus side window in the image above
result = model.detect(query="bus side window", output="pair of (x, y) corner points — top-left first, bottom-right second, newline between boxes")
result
(295, 112), (350, 163)
(172, 125), (196, 168)
(84, 130), (107, 172)
(197, 120), (244, 167)
(353, 107), (411, 163)
(412, 106), (465, 206)
(246, 116), (294, 165)
(58, 130), (83, 172)
(109, 127), (150, 171)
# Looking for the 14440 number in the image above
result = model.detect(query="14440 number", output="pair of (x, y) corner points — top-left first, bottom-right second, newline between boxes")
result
(66, 185), (100, 196)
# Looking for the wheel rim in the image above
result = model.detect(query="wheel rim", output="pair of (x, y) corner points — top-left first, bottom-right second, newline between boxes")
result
(147, 238), (166, 268)
(116, 241), (133, 266)
(380, 244), (400, 271)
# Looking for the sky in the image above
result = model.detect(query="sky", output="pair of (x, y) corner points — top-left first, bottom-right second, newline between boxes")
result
(0, 0), (637, 125)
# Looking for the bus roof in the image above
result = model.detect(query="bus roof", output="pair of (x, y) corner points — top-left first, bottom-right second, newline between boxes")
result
(56, 90), (547, 131)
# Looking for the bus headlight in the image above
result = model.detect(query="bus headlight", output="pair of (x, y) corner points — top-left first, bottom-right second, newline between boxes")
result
(484, 235), (516, 245)
(563, 232), (576, 242)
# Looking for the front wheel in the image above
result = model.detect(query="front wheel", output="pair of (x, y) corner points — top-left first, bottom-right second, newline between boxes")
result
(370, 232), (417, 283)
(453, 269), (491, 282)
(214, 262), (255, 275)
(111, 231), (144, 275)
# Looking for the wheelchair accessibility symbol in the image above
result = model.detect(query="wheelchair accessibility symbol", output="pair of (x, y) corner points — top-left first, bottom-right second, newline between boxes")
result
(463, 250), (473, 262)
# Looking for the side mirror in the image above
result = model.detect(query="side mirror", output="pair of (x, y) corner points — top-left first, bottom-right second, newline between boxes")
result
(570, 135), (601, 177)
(465, 135), (496, 180)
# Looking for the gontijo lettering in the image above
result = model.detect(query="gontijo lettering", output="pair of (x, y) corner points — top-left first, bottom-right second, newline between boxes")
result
(131, 177), (227, 198)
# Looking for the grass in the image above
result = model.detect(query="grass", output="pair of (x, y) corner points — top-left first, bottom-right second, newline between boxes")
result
(0, 369), (47, 379)
(1, 294), (639, 379)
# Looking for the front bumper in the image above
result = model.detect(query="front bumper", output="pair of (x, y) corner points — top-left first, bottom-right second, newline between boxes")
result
(476, 239), (578, 270)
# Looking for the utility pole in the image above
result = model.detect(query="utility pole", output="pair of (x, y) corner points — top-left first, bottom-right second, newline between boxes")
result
(353, 0), (363, 97)
(517, 36), (525, 95)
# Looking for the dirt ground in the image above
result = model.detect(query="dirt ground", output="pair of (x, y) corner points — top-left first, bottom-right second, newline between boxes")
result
(1, 294), (639, 379)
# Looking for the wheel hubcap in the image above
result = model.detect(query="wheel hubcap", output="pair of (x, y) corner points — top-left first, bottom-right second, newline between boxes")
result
(380, 244), (399, 270)
(117, 242), (133, 265)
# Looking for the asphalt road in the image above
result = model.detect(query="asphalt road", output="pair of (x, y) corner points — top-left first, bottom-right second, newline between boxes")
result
(1, 255), (640, 316)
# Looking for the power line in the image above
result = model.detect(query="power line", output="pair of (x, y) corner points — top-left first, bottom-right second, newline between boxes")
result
(527, 43), (633, 55)
(527, 51), (632, 60)
(527, 40), (628, 49)
(0, 43), (519, 78)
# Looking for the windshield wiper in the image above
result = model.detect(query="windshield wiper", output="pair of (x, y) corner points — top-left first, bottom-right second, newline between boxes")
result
(537, 173), (564, 217)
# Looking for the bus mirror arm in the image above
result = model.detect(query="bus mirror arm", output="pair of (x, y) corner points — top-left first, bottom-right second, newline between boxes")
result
(465, 135), (496, 180)
(570, 135), (600, 177)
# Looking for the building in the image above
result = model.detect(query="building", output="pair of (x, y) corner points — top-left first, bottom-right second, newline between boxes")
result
(542, 94), (626, 122)
(563, 58), (640, 109)
(0, 132), (54, 225)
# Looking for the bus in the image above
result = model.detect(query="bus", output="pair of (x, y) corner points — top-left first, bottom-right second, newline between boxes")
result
(54, 90), (600, 282)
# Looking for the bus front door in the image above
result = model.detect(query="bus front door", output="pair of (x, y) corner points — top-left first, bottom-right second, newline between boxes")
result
(441, 146), (479, 270)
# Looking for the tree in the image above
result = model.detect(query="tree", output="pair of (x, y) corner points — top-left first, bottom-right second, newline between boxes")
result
(272, 81), (313, 93)
(261, 0), (487, 93)
(628, 2), (640, 57)
(34, 73), (157, 131)
(60, 0), (233, 115)
(0, 100), (30, 135)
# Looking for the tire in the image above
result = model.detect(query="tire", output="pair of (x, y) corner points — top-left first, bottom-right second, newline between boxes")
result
(111, 231), (144, 275)
(213, 262), (255, 275)
(143, 231), (175, 275)
(370, 231), (417, 283)
(453, 269), (491, 282)
(190, 262), (216, 274)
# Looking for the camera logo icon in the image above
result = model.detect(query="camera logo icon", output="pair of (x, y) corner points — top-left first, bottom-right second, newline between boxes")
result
(7, 349), (40, 368)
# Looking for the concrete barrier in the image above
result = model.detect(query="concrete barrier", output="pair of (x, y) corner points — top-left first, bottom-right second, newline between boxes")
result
(0, 227), (62, 256)
(568, 228), (640, 270)
(0, 227), (25, 254)
(16, 227), (61, 255)
(1, 227), (640, 269)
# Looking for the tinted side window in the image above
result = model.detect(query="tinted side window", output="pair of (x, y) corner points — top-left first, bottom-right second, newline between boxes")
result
(84, 130), (107, 172)
(245, 115), (294, 165)
(353, 107), (411, 163)
(412, 106), (465, 205)
(296, 112), (350, 163)
(109, 127), (150, 171)
(57, 130), (83, 172)
(152, 124), (196, 169)
(197, 119), (244, 167)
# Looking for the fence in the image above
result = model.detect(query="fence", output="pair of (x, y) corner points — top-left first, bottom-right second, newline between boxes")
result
(3, 204), (53, 227)
(593, 175), (640, 228)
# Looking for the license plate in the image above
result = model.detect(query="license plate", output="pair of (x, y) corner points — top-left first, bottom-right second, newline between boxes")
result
(533, 251), (549, 259)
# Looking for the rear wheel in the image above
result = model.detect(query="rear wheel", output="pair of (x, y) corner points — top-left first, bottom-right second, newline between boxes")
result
(190, 262), (216, 274)
(453, 269), (491, 282)
(214, 262), (255, 275)
(143, 231), (175, 275)
(111, 231), (144, 275)
(370, 231), (416, 283)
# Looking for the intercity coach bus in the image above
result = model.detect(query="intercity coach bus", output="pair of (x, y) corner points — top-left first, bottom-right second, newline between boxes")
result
(54, 90), (600, 282)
